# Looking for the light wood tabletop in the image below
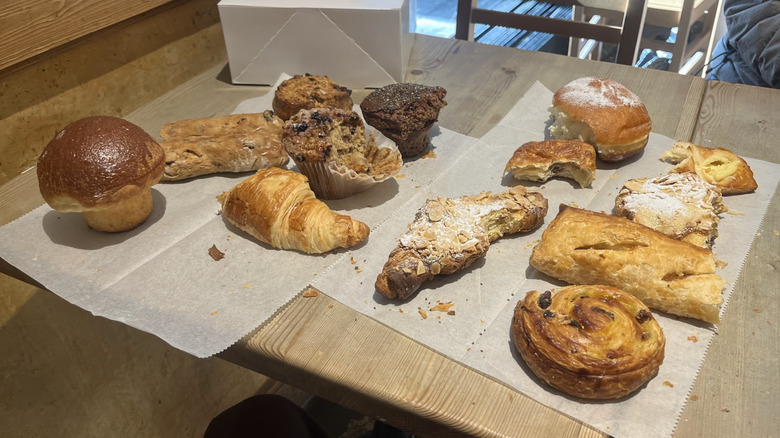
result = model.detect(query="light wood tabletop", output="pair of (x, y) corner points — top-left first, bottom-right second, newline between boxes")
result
(1, 34), (777, 437)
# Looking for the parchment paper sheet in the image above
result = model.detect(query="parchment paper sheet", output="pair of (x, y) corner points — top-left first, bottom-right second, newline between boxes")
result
(312, 82), (780, 438)
(0, 80), (777, 438)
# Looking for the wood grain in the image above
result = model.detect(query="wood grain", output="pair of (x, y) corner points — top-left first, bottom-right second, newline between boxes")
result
(674, 78), (780, 438)
(0, 0), (181, 72)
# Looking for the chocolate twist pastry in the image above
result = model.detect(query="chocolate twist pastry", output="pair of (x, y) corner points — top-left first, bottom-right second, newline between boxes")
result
(512, 285), (665, 399)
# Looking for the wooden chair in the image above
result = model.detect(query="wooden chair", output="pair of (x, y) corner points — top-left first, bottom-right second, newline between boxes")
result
(641, 0), (722, 74)
(455, 0), (649, 66)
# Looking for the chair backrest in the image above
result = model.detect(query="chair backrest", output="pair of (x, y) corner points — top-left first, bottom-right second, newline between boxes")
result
(455, 0), (649, 65)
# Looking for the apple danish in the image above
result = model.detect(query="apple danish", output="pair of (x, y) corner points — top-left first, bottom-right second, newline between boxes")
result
(512, 285), (665, 399)
(530, 205), (726, 323)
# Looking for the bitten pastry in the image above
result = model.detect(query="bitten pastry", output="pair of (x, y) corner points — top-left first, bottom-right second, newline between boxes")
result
(37, 116), (165, 232)
(548, 77), (651, 162)
(504, 139), (596, 188)
(661, 141), (757, 195)
(217, 167), (369, 254)
(282, 107), (402, 199)
(530, 205), (726, 323)
(512, 285), (665, 400)
(160, 111), (289, 181)
(360, 83), (447, 157)
(272, 74), (353, 121)
(615, 172), (726, 248)
(375, 186), (548, 300)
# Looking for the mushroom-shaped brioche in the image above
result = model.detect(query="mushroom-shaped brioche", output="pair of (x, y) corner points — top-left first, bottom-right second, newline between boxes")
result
(37, 116), (165, 232)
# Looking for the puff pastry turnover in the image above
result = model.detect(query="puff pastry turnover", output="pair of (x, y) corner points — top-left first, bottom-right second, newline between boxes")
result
(615, 172), (726, 248)
(512, 285), (665, 399)
(530, 205), (726, 323)
(160, 111), (289, 181)
(217, 168), (369, 254)
(504, 139), (596, 188)
(375, 186), (548, 300)
(661, 141), (757, 195)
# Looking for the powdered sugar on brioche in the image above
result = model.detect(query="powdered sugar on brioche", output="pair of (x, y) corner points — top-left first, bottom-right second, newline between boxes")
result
(558, 77), (642, 108)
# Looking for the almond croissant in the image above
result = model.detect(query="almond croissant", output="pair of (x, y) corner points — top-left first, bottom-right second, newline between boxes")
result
(375, 186), (548, 300)
(217, 167), (369, 254)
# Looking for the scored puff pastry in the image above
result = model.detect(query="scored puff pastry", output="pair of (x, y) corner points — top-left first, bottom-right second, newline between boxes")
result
(375, 186), (548, 300)
(217, 167), (369, 254)
(530, 205), (726, 323)
(512, 285), (665, 399)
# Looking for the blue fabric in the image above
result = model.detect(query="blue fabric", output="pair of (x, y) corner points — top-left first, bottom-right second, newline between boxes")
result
(707, 0), (780, 88)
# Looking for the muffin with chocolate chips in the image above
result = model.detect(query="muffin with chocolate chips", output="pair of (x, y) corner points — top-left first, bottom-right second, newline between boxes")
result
(360, 83), (447, 157)
(272, 74), (354, 121)
(281, 107), (401, 199)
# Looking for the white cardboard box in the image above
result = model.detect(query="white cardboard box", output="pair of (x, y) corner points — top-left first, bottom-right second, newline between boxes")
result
(218, 0), (416, 89)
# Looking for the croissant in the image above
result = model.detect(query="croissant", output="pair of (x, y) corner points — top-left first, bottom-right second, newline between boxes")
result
(512, 285), (665, 399)
(160, 111), (289, 181)
(375, 186), (548, 300)
(217, 167), (369, 254)
(661, 141), (757, 195)
(530, 205), (726, 323)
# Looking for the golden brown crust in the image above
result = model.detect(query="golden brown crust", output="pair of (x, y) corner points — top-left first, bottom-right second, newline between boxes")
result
(375, 186), (548, 300)
(504, 139), (596, 187)
(512, 285), (665, 400)
(272, 74), (353, 121)
(615, 173), (726, 248)
(549, 77), (651, 162)
(530, 205), (726, 323)
(160, 111), (289, 181)
(37, 116), (164, 232)
(217, 168), (369, 254)
(661, 141), (758, 195)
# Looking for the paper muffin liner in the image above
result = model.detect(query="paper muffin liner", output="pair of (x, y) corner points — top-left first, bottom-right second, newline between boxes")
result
(297, 127), (402, 200)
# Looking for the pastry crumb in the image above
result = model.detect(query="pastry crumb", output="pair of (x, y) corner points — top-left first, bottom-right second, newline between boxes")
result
(663, 380), (674, 388)
(208, 245), (225, 261)
(418, 309), (428, 319)
(687, 335), (698, 342)
(302, 289), (320, 298)
(430, 301), (455, 313)
(753, 308), (762, 313)
(690, 394), (699, 401)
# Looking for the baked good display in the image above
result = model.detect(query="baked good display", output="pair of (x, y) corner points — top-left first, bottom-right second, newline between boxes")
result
(217, 167), (369, 254)
(159, 111), (289, 181)
(615, 172), (726, 248)
(360, 83), (448, 157)
(548, 77), (652, 162)
(512, 285), (665, 399)
(661, 141), (758, 195)
(281, 107), (402, 199)
(37, 116), (165, 232)
(530, 205), (726, 323)
(504, 139), (596, 188)
(375, 186), (548, 300)
(272, 73), (353, 121)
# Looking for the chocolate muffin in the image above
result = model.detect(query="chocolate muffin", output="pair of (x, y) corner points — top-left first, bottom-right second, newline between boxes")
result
(360, 83), (447, 157)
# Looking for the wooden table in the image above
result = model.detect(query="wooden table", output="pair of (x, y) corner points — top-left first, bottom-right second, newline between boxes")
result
(1, 34), (777, 437)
